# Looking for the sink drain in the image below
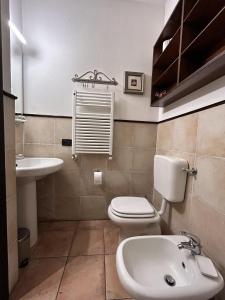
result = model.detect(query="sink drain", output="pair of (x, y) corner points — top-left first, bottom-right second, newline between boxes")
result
(164, 274), (176, 287)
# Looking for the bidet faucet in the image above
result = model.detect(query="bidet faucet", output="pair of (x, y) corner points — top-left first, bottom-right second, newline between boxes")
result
(177, 231), (202, 255)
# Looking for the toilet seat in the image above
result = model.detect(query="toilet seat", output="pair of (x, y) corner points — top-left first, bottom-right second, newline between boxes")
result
(110, 196), (157, 219)
(111, 196), (155, 215)
(108, 205), (160, 224)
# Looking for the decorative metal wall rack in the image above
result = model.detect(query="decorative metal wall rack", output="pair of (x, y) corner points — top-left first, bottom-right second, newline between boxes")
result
(72, 69), (118, 86)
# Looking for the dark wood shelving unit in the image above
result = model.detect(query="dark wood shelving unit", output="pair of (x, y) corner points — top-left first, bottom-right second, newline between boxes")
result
(151, 0), (225, 107)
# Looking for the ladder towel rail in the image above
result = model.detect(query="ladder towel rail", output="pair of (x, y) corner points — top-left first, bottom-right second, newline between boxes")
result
(72, 90), (114, 159)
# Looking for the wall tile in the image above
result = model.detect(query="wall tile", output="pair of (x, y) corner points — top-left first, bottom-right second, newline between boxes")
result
(107, 147), (133, 171)
(37, 175), (54, 199)
(79, 170), (105, 196)
(132, 148), (155, 172)
(54, 196), (80, 220)
(54, 170), (80, 198)
(24, 144), (54, 157)
(190, 197), (225, 272)
(54, 117), (72, 144)
(24, 116), (54, 144)
(79, 196), (107, 220)
(113, 122), (133, 147)
(5, 149), (16, 199)
(193, 156), (225, 214)
(130, 172), (153, 197)
(172, 113), (198, 153)
(103, 171), (132, 197)
(157, 120), (174, 151)
(54, 144), (81, 171)
(6, 195), (17, 249)
(37, 195), (55, 221)
(80, 154), (108, 171)
(133, 123), (157, 149)
(197, 104), (225, 157)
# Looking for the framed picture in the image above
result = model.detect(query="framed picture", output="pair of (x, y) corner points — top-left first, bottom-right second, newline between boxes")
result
(124, 71), (144, 94)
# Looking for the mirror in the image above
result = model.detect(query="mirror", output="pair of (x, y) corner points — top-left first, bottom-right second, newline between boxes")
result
(9, 0), (24, 114)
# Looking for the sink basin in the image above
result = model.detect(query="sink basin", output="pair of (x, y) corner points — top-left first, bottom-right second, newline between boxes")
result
(16, 157), (63, 178)
(16, 157), (64, 246)
(116, 235), (224, 300)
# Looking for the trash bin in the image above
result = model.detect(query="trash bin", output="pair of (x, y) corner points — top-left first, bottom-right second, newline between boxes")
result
(18, 228), (30, 268)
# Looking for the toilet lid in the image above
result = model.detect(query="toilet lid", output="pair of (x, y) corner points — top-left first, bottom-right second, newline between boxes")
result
(111, 197), (155, 216)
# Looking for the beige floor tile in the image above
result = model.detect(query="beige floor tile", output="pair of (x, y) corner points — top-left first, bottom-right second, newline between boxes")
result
(10, 258), (66, 300)
(57, 255), (105, 300)
(105, 255), (131, 300)
(32, 231), (74, 258)
(70, 228), (104, 256)
(78, 220), (109, 229)
(38, 221), (78, 233)
(104, 227), (120, 254)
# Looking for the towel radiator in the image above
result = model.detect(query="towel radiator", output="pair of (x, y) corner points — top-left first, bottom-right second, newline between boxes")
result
(72, 90), (114, 160)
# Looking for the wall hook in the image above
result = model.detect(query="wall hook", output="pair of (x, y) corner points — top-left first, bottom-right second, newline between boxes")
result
(182, 168), (197, 176)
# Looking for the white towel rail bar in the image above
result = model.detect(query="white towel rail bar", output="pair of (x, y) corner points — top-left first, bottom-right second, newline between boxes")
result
(72, 90), (114, 160)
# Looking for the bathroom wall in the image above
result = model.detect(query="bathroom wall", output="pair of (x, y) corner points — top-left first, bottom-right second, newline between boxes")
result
(16, 116), (157, 220)
(153, 103), (225, 299)
(20, 0), (165, 121)
(4, 97), (18, 293)
(1, 0), (18, 292)
(159, 0), (225, 121)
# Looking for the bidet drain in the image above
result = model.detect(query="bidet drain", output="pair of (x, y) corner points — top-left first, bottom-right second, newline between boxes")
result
(164, 274), (176, 286)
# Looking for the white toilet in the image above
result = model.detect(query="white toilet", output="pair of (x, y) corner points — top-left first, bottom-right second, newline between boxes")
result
(108, 155), (188, 238)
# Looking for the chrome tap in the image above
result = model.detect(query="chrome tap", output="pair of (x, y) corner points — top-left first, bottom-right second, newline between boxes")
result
(177, 231), (202, 255)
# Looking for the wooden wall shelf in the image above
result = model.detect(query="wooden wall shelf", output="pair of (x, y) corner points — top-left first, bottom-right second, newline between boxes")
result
(151, 0), (225, 107)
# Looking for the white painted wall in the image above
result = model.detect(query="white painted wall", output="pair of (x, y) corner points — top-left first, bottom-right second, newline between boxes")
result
(9, 0), (23, 113)
(164, 0), (178, 23)
(21, 0), (165, 121)
(159, 0), (225, 121)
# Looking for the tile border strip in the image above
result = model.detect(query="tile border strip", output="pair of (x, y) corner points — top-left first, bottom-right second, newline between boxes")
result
(18, 99), (225, 124)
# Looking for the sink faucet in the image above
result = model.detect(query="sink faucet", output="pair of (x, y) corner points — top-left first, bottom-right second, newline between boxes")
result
(178, 231), (202, 255)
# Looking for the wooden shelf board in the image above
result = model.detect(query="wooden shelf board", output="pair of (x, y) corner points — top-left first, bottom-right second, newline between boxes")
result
(184, 0), (225, 25)
(151, 0), (225, 107)
(151, 50), (225, 107)
(153, 58), (179, 86)
(153, 27), (180, 69)
(182, 6), (225, 56)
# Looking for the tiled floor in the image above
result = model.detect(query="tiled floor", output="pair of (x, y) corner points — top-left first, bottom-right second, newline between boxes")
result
(10, 220), (133, 300)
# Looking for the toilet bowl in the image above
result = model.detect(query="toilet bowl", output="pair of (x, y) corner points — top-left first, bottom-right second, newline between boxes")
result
(108, 196), (161, 239)
(108, 155), (189, 239)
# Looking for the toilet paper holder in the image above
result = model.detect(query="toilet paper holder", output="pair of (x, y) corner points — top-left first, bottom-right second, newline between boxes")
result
(93, 169), (103, 185)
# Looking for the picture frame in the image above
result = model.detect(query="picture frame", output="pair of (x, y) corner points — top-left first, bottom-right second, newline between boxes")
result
(124, 71), (144, 94)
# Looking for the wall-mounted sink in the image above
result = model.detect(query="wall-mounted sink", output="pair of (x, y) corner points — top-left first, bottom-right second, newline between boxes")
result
(16, 157), (63, 178)
(16, 157), (64, 246)
(116, 235), (224, 300)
